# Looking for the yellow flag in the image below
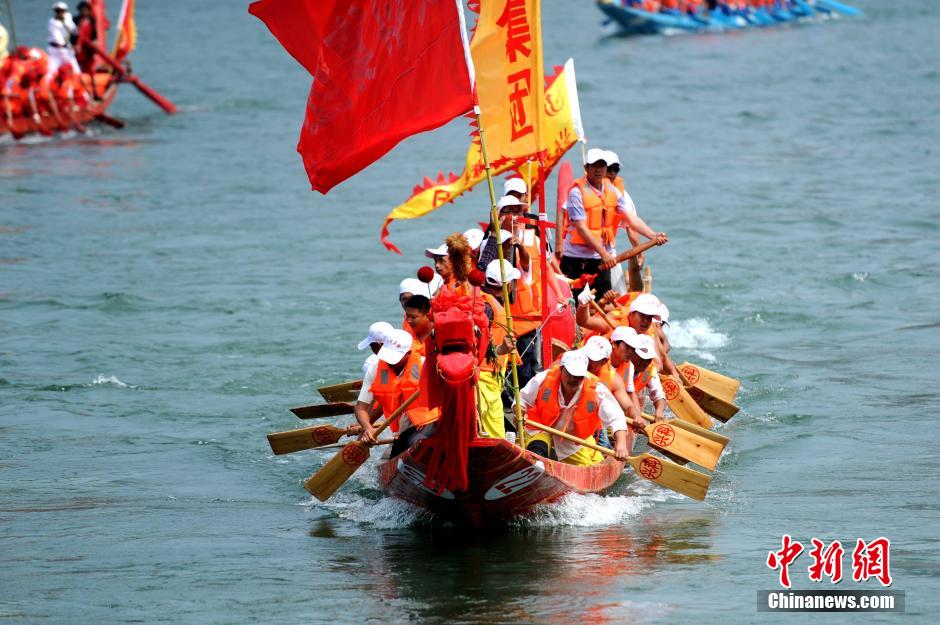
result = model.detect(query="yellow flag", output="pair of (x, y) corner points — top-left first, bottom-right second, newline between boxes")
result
(381, 56), (582, 253)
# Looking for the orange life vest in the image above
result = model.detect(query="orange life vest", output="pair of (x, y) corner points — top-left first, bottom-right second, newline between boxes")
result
(610, 176), (628, 235)
(633, 363), (656, 394)
(527, 366), (603, 440)
(508, 237), (542, 336)
(567, 177), (618, 248)
(370, 351), (439, 432)
(598, 360), (632, 393)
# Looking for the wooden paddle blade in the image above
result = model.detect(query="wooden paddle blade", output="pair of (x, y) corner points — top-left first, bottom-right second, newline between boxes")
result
(677, 362), (740, 403)
(627, 453), (711, 501)
(290, 402), (354, 419)
(267, 425), (347, 455)
(667, 418), (730, 447)
(304, 441), (372, 501)
(661, 375), (713, 429)
(318, 379), (362, 403)
(644, 421), (723, 471)
(684, 385), (740, 422)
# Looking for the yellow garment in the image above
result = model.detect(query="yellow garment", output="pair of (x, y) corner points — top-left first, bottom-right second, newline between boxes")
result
(526, 432), (605, 467)
(478, 371), (506, 439)
(1, 23), (9, 62)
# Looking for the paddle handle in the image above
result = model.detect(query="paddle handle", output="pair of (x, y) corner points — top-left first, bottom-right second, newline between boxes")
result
(524, 419), (616, 458)
(603, 239), (660, 270)
(316, 438), (394, 451)
(589, 299), (617, 330)
(372, 390), (421, 438)
(83, 40), (178, 114)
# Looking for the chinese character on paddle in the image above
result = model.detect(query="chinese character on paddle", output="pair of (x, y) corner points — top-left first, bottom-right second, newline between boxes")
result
(851, 537), (892, 587)
(767, 535), (804, 588)
(807, 538), (844, 584)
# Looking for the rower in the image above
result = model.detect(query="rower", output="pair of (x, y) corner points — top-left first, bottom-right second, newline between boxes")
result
(47, 2), (80, 76)
(603, 150), (645, 292)
(357, 321), (393, 375)
(355, 328), (439, 456)
(611, 327), (667, 422)
(403, 294), (433, 355)
(583, 335), (642, 426)
(519, 350), (630, 465)
(478, 259), (522, 439)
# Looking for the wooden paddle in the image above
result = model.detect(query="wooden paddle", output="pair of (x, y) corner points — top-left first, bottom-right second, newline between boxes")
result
(94, 113), (125, 129)
(589, 299), (618, 329)
(677, 361), (740, 402)
(660, 374), (714, 429)
(304, 390), (420, 501)
(683, 385), (739, 422)
(267, 424), (363, 455)
(83, 41), (177, 114)
(314, 438), (394, 451)
(599, 238), (663, 271)
(524, 420), (710, 500)
(632, 413), (725, 471)
(318, 379), (362, 403)
(290, 402), (355, 419)
(667, 417), (730, 446)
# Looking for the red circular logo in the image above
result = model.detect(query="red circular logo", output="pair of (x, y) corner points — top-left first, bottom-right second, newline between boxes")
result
(681, 365), (700, 385)
(662, 377), (680, 400)
(650, 424), (675, 447)
(311, 427), (335, 445)
(687, 386), (705, 402)
(639, 456), (663, 480)
(341, 444), (368, 467)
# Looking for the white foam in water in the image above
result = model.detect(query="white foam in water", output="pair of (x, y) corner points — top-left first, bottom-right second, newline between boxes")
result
(664, 318), (728, 362)
(90, 375), (133, 388)
(524, 492), (656, 528)
(316, 493), (430, 529)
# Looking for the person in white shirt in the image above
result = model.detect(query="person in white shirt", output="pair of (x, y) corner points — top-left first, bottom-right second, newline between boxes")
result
(356, 321), (393, 375)
(47, 3), (80, 76)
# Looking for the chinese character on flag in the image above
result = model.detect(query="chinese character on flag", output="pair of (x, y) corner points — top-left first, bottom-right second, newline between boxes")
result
(807, 538), (844, 584)
(767, 535), (804, 588)
(852, 537), (892, 587)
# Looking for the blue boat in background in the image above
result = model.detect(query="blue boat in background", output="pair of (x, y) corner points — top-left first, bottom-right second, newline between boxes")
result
(597, 0), (862, 37)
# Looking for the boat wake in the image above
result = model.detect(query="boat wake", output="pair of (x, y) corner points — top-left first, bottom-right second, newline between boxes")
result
(664, 318), (729, 362)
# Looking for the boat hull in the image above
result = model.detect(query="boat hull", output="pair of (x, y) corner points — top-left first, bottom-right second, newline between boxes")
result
(379, 433), (635, 527)
(1, 77), (118, 138)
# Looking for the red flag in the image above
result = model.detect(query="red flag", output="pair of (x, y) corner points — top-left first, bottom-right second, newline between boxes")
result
(248, 0), (474, 194)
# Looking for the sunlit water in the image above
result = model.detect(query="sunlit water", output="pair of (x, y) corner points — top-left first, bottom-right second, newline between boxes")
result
(2, 0), (939, 623)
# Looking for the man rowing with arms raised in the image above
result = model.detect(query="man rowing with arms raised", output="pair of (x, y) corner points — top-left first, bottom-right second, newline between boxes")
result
(518, 350), (630, 465)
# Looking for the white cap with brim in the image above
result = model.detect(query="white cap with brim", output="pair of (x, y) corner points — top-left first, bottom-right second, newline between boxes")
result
(485, 259), (521, 286)
(377, 328), (413, 365)
(585, 148), (608, 165)
(582, 336), (612, 362)
(399, 277), (425, 296)
(605, 150), (621, 166)
(53, 2), (68, 10)
(560, 350), (589, 377)
(629, 334), (657, 360)
(657, 302), (670, 326)
(358, 321), (394, 351)
(424, 243), (448, 258)
(610, 325), (638, 345)
(496, 195), (525, 211)
(629, 293), (662, 319)
(503, 178), (528, 196)
(463, 228), (484, 251)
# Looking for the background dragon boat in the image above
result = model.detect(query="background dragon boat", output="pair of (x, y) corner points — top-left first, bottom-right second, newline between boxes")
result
(597, 0), (861, 37)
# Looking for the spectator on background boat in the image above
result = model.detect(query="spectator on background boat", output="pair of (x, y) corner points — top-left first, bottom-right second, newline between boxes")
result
(611, 326), (667, 422)
(560, 148), (667, 299)
(478, 259), (522, 440)
(355, 328), (439, 455)
(519, 350), (630, 465)
(1, 7), (9, 62)
(357, 321), (394, 376)
(48, 2), (81, 76)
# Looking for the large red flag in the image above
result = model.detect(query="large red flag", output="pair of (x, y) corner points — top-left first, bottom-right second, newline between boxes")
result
(249, 0), (474, 194)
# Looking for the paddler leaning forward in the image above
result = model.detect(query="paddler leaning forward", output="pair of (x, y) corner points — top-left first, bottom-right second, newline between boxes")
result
(518, 350), (630, 465)
(355, 328), (439, 456)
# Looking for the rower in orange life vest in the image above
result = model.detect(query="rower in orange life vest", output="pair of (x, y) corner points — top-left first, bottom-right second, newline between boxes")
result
(354, 328), (439, 456)
(560, 148), (667, 298)
(519, 350), (630, 466)
(357, 321), (393, 376)
(581, 336), (645, 449)
(402, 294), (433, 358)
(603, 150), (646, 293)
(610, 326), (667, 422)
(478, 258), (522, 440)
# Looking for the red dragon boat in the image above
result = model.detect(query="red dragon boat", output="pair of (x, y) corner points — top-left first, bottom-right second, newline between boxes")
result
(0, 73), (117, 137)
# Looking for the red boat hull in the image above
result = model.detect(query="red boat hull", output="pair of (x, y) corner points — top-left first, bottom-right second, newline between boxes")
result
(1, 78), (118, 138)
(378, 433), (635, 527)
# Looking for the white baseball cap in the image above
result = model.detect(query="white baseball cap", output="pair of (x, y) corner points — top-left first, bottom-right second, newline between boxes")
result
(610, 325), (638, 345)
(399, 277), (424, 296)
(585, 148), (608, 165)
(377, 328), (413, 365)
(657, 302), (670, 326)
(484, 259), (521, 286)
(463, 228), (484, 251)
(582, 336), (612, 362)
(53, 2), (68, 11)
(560, 350), (589, 377)
(357, 321), (394, 351)
(630, 334), (657, 360)
(496, 195), (525, 211)
(629, 293), (662, 318)
(424, 243), (448, 258)
(503, 178), (528, 196)
(605, 150), (621, 166)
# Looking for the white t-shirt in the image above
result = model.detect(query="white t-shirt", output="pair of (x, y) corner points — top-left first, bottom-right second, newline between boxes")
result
(48, 16), (76, 48)
(627, 362), (665, 403)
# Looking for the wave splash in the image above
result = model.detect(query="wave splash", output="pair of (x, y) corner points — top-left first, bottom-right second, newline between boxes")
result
(665, 318), (729, 362)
